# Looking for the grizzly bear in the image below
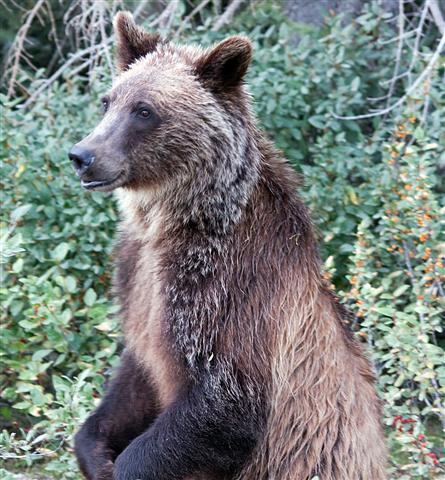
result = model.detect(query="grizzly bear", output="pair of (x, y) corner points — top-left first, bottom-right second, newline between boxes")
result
(69, 11), (387, 480)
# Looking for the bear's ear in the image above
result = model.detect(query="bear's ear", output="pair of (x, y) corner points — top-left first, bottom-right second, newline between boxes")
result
(195, 36), (252, 91)
(114, 11), (161, 71)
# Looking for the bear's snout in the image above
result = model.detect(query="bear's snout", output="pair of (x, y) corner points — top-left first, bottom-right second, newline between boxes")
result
(69, 145), (96, 176)
(68, 141), (126, 192)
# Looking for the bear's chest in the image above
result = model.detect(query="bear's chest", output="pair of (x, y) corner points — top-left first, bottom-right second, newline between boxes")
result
(122, 244), (183, 409)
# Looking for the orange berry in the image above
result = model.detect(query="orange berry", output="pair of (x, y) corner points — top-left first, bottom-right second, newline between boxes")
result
(422, 248), (432, 260)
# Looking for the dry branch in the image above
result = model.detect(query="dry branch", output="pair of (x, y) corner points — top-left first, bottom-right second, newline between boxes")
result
(385, 0), (405, 110)
(333, 6), (445, 122)
(4, 0), (46, 98)
(428, 0), (445, 34)
(212, 0), (244, 31)
(19, 40), (109, 109)
(18, 1), (179, 109)
(175, 0), (211, 37)
(4, 0), (251, 107)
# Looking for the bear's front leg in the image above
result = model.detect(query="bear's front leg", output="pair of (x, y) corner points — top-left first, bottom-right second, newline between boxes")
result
(94, 460), (115, 480)
(75, 351), (159, 479)
(113, 363), (261, 480)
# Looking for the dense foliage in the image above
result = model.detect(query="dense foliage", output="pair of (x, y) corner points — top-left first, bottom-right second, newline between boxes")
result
(1, 2), (444, 478)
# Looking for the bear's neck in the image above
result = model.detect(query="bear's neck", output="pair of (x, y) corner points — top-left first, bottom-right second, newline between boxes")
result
(116, 128), (262, 240)
(177, 129), (261, 236)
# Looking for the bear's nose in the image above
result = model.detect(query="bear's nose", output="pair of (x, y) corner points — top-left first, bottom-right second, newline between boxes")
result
(69, 146), (95, 175)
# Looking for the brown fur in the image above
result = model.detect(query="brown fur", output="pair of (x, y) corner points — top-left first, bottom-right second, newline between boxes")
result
(72, 11), (388, 480)
(114, 13), (161, 72)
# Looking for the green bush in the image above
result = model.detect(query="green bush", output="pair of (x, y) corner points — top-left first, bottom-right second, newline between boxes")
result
(1, 2), (444, 478)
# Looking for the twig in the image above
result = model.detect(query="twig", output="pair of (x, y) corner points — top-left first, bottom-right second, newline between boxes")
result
(407, 0), (430, 84)
(419, 70), (432, 126)
(4, 0), (46, 98)
(385, 0), (405, 110)
(19, 0), (180, 109)
(64, 57), (97, 79)
(46, 1), (65, 62)
(175, 0), (211, 37)
(332, 31), (445, 120)
(4, 0), (27, 13)
(47, 37), (67, 73)
(429, 0), (445, 35)
(378, 29), (417, 45)
(212, 0), (244, 32)
(133, 0), (150, 20)
(380, 70), (409, 87)
(19, 40), (111, 109)
(156, 0), (180, 30)
(98, 2), (115, 80)
(401, 240), (427, 328)
(367, 94), (391, 102)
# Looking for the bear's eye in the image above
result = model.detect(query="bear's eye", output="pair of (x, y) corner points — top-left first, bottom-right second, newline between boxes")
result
(101, 98), (109, 113)
(137, 108), (152, 119)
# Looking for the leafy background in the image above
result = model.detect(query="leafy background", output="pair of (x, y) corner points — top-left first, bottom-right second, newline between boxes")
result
(1, 1), (444, 478)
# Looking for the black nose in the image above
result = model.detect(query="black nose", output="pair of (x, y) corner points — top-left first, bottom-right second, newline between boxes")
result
(69, 145), (95, 174)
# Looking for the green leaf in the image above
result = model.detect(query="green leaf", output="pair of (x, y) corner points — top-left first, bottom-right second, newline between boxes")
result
(350, 76), (360, 91)
(308, 115), (325, 129)
(32, 349), (52, 362)
(393, 285), (409, 297)
(18, 320), (36, 330)
(12, 258), (24, 273)
(84, 288), (97, 306)
(11, 204), (32, 222)
(13, 401), (32, 410)
(52, 242), (70, 262)
(65, 275), (77, 293)
(414, 126), (425, 141)
(374, 307), (394, 317)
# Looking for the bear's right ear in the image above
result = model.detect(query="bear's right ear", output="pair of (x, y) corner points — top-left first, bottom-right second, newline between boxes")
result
(195, 36), (252, 92)
(114, 11), (161, 71)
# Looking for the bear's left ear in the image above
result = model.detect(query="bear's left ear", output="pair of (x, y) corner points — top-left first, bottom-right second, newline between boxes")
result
(114, 11), (161, 71)
(195, 36), (252, 91)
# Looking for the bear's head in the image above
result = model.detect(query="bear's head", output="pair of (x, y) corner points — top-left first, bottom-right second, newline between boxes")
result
(68, 11), (253, 194)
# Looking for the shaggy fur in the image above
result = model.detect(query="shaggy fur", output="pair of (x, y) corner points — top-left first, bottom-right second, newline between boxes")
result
(72, 11), (387, 480)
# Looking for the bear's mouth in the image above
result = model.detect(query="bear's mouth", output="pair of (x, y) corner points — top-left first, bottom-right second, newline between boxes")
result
(81, 171), (124, 191)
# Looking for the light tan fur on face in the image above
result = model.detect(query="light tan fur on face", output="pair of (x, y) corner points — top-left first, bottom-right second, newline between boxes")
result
(111, 45), (205, 112)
